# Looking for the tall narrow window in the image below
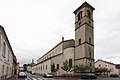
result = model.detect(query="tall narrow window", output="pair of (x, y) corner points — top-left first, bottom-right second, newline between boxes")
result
(57, 64), (59, 69)
(46, 65), (47, 70)
(90, 63), (92, 67)
(79, 39), (81, 45)
(78, 11), (83, 21)
(78, 13), (80, 21)
(2, 42), (6, 58)
(6, 66), (8, 75)
(47, 55), (48, 59)
(69, 59), (72, 68)
(89, 38), (91, 44)
(89, 52), (91, 58)
(8, 50), (10, 61)
(49, 54), (51, 57)
(41, 66), (42, 70)
(43, 65), (44, 70)
(2, 65), (4, 76)
(87, 10), (91, 19)
(80, 11), (83, 19)
(10, 67), (12, 75)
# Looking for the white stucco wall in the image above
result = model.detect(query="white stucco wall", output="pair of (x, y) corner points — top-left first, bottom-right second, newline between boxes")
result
(37, 43), (63, 64)
(32, 59), (51, 75)
(32, 40), (75, 76)
(95, 60), (119, 75)
(27, 66), (32, 72)
(0, 31), (13, 79)
(62, 47), (75, 75)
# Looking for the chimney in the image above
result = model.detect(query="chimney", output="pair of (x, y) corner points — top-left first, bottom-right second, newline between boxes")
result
(62, 37), (64, 41)
(32, 59), (34, 64)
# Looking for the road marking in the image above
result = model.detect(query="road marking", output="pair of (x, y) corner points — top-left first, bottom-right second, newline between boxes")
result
(32, 78), (38, 80)
(25, 78), (29, 80)
(27, 77), (32, 80)
(27, 77), (43, 80)
(37, 78), (43, 80)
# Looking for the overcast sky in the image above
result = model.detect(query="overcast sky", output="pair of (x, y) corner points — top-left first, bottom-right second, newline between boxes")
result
(0, 0), (120, 65)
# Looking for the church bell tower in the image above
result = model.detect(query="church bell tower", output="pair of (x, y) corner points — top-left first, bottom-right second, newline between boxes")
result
(73, 2), (95, 71)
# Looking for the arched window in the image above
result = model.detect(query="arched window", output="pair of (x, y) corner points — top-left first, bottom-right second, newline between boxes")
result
(57, 64), (59, 69)
(69, 59), (72, 68)
(87, 10), (91, 19)
(79, 38), (81, 45)
(99, 64), (101, 67)
(78, 11), (83, 21)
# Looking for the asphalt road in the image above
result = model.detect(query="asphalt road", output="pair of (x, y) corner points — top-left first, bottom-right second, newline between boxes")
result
(18, 77), (120, 80)
(17, 73), (120, 80)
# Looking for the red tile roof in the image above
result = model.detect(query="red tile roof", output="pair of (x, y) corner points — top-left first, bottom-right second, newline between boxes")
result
(95, 59), (116, 65)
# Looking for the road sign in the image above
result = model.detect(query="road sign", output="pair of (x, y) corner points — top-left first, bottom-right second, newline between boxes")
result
(115, 64), (120, 69)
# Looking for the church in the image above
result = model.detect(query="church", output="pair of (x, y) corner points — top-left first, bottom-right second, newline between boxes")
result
(27, 2), (95, 76)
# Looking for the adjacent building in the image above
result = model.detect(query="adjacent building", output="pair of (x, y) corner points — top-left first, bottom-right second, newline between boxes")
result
(13, 55), (18, 74)
(95, 59), (119, 75)
(28, 2), (95, 76)
(0, 25), (18, 80)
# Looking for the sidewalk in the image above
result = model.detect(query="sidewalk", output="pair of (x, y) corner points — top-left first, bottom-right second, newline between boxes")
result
(7, 74), (18, 80)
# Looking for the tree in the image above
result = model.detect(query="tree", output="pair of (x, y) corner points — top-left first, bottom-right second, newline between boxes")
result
(95, 67), (113, 76)
(23, 64), (28, 71)
(74, 64), (91, 73)
(95, 67), (102, 73)
(51, 63), (56, 72)
(61, 59), (73, 76)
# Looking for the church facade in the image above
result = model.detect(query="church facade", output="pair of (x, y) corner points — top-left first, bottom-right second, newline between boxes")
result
(27, 2), (95, 76)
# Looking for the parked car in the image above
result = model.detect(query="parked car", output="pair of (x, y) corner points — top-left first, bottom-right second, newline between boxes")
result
(110, 74), (119, 77)
(43, 73), (53, 78)
(18, 72), (27, 78)
(80, 72), (97, 79)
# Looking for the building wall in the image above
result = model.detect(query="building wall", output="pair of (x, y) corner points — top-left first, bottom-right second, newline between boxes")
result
(51, 53), (64, 76)
(31, 40), (75, 76)
(29, 2), (96, 75)
(36, 41), (63, 75)
(19, 67), (23, 71)
(62, 47), (74, 75)
(27, 66), (32, 72)
(0, 29), (14, 79)
(37, 42), (63, 64)
(95, 60), (119, 75)
(74, 2), (95, 70)
(63, 48), (74, 63)
(35, 59), (51, 74)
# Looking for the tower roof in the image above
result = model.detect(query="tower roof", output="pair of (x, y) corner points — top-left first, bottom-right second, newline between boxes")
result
(95, 59), (116, 65)
(73, 1), (95, 14)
